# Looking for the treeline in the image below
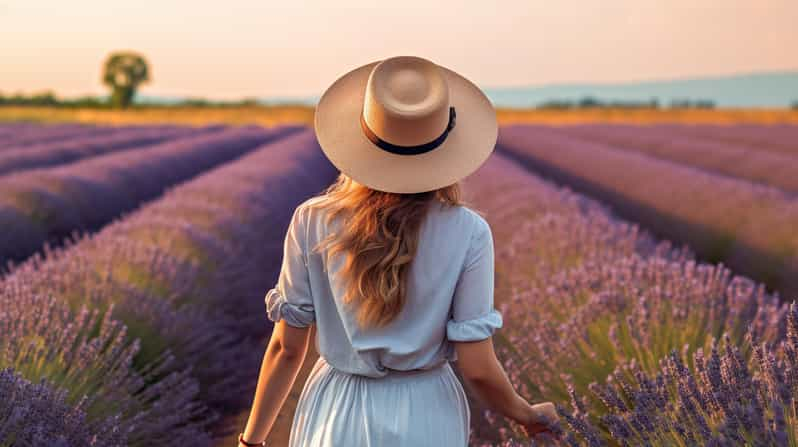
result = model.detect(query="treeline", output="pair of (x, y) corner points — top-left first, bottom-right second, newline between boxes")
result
(537, 96), (716, 110)
(0, 92), (264, 108)
(0, 91), (108, 108)
(793, 100), (798, 110)
(166, 97), (264, 108)
(0, 91), (287, 109)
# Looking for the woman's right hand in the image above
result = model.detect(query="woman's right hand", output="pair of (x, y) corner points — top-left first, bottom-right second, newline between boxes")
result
(520, 401), (560, 438)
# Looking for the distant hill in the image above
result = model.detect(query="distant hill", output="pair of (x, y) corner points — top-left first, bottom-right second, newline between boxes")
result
(483, 71), (798, 109)
(135, 70), (798, 109)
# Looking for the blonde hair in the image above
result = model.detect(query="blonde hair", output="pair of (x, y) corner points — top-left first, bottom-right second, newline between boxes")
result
(306, 173), (466, 330)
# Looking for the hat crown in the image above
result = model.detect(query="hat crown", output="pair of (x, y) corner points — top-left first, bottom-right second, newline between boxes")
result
(362, 56), (451, 147)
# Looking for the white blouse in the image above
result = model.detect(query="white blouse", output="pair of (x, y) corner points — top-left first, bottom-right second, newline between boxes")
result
(265, 196), (503, 378)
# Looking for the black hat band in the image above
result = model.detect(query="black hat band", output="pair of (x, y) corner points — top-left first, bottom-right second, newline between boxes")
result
(359, 106), (456, 156)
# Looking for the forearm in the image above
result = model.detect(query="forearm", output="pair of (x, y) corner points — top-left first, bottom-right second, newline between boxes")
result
(459, 356), (530, 424)
(241, 344), (308, 444)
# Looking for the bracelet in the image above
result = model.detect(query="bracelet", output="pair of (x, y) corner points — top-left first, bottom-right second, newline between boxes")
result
(238, 432), (267, 446)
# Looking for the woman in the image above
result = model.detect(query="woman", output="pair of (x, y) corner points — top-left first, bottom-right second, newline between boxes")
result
(238, 55), (559, 447)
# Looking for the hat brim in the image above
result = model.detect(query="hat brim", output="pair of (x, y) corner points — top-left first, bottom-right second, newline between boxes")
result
(314, 59), (498, 194)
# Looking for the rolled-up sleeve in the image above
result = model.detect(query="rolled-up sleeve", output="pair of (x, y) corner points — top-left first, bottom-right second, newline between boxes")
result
(446, 216), (503, 342)
(265, 204), (315, 328)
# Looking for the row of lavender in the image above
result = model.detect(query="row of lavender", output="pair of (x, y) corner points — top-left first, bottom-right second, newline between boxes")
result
(462, 153), (793, 445)
(0, 122), (120, 149)
(0, 129), (337, 445)
(673, 123), (798, 156)
(570, 122), (796, 156)
(0, 125), (294, 267)
(553, 123), (798, 194)
(496, 125), (798, 299)
(0, 124), (222, 175)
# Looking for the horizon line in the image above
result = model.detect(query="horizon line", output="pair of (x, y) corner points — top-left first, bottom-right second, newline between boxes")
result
(2, 67), (796, 102)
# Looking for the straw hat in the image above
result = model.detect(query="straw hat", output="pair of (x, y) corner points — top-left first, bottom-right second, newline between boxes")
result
(314, 55), (498, 194)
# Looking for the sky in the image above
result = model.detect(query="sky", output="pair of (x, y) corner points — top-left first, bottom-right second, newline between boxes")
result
(1, 0), (796, 100)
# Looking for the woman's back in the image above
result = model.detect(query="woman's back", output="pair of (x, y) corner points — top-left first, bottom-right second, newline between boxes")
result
(265, 196), (504, 378)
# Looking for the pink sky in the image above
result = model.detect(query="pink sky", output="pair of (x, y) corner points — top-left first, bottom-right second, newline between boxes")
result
(1, 0), (796, 99)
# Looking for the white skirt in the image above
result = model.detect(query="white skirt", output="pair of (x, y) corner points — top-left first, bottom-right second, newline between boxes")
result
(288, 356), (471, 447)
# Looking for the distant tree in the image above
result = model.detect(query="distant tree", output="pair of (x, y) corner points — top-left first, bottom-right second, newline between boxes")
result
(792, 101), (798, 110)
(102, 51), (150, 108)
(578, 96), (602, 108)
(178, 98), (213, 107)
(537, 99), (575, 109)
(694, 99), (716, 109)
(669, 98), (690, 108)
(238, 97), (261, 107)
(649, 97), (660, 109)
(669, 98), (715, 109)
(0, 90), (58, 106)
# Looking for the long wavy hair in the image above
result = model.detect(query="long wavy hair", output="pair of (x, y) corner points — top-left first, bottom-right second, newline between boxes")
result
(306, 173), (467, 330)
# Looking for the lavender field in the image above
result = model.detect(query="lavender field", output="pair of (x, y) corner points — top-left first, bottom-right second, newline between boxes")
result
(0, 125), (335, 445)
(0, 123), (121, 149)
(0, 121), (797, 446)
(0, 124), (212, 175)
(558, 124), (798, 194)
(462, 153), (791, 446)
(498, 125), (798, 298)
(0, 124), (300, 267)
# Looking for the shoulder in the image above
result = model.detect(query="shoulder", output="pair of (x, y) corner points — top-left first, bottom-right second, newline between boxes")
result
(438, 202), (491, 242)
(292, 195), (326, 225)
(299, 195), (327, 210)
(460, 206), (489, 231)
(444, 205), (492, 270)
(465, 208), (492, 252)
(451, 204), (490, 234)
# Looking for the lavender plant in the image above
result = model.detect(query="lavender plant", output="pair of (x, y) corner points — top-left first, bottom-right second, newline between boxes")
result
(0, 290), (213, 446)
(0, 366), (126, 446)
(559, 306), (798, 446)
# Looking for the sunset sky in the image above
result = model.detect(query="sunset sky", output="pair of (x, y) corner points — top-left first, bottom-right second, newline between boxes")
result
(1, 0), (796, 100)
